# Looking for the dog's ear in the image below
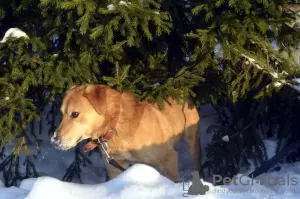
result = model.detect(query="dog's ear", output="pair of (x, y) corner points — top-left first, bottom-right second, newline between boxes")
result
(83, 85), (107, 115)
(69, 84), (79, 90)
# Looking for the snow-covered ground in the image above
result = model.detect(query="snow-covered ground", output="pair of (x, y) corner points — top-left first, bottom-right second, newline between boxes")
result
(1, 104), (300, 198)
(1, 161), (300, 199)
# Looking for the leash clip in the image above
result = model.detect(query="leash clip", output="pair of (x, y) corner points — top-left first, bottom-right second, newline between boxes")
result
(98, 139), (112, 163)
(97, 138), (126, 172)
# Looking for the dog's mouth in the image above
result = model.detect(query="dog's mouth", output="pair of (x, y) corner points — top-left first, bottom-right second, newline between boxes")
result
(54, 134), (101, 151)
(76, 136), (83, 144)
(75, 135), (96, 145)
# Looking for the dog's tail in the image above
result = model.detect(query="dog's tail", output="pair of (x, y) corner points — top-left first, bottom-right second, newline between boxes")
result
(182, 101), (201, 172)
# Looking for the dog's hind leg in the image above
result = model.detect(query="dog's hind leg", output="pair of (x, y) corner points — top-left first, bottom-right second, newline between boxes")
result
(182, 103), (201, 173)
(159, 149), (180, 182)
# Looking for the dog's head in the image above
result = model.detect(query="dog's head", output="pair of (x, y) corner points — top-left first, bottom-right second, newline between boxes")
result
(51, 85), (108, 150)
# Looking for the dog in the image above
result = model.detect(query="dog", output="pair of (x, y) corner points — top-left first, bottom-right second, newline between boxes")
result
(51, 84), (201, 182)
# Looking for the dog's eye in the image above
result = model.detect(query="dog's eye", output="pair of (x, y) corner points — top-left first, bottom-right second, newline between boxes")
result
(71, 112), (79, 118)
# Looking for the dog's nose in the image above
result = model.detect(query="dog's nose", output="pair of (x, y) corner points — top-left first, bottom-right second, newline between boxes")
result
(52, 136), (58, 141)
(51, 132), (60, 144)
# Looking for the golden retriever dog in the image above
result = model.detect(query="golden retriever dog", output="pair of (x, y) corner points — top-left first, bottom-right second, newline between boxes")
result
(51, 84), (201, 182)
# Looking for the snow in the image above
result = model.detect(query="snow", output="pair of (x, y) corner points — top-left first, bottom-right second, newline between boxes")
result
(0, 28), (29, 43)
(107, 1), (131, 9)
(119, 1), (128, 6)
(26, 164), (178, 199)
(270, 72), (279, 78)
(292, 78), (300, 92)
(0, 186), (28, 199)
(0, 104), (300, 198)
(19, 179), (37, 191)
(241, 54), (259, 67)
(274, 81), (283, 87)
(239, 52), (300, 93)
(263, 139), (277, 159)
(291, 84), (300, 92)
(142, 82), (161, 90)
(293, 78), (300, 84)
(282, 70), (289, 75)
(0, 162), (299, 199)
(152, 82), (160, 87)
(107, 4), (116, 11)
(222, 135), (230, 142)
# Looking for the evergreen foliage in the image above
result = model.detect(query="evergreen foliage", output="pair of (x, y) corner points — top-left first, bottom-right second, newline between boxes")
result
(62, 147), (93, 183)
(0, 153), (38, 186)
(192, 0), (300, 180)
(0, 0), (300, 186)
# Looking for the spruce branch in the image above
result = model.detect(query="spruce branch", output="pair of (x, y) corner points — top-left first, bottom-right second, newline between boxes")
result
(62, 147), (93, 183)
(0, 147), (6, 160)
(0, 154), (39, 186)
(239, 52), (300, 92)
(23, 156), (39, 179)
(0, 155), (22, 186)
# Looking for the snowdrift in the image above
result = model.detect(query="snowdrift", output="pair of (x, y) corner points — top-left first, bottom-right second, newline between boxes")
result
(0, 163), (300, 199)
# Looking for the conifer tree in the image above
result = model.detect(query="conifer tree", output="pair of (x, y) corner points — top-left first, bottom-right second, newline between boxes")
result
(190, 0), (300, 179)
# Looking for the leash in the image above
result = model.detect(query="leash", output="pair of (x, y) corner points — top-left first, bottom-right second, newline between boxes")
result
(81, 129), (126, 172)
(98, 138), (126, 172)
